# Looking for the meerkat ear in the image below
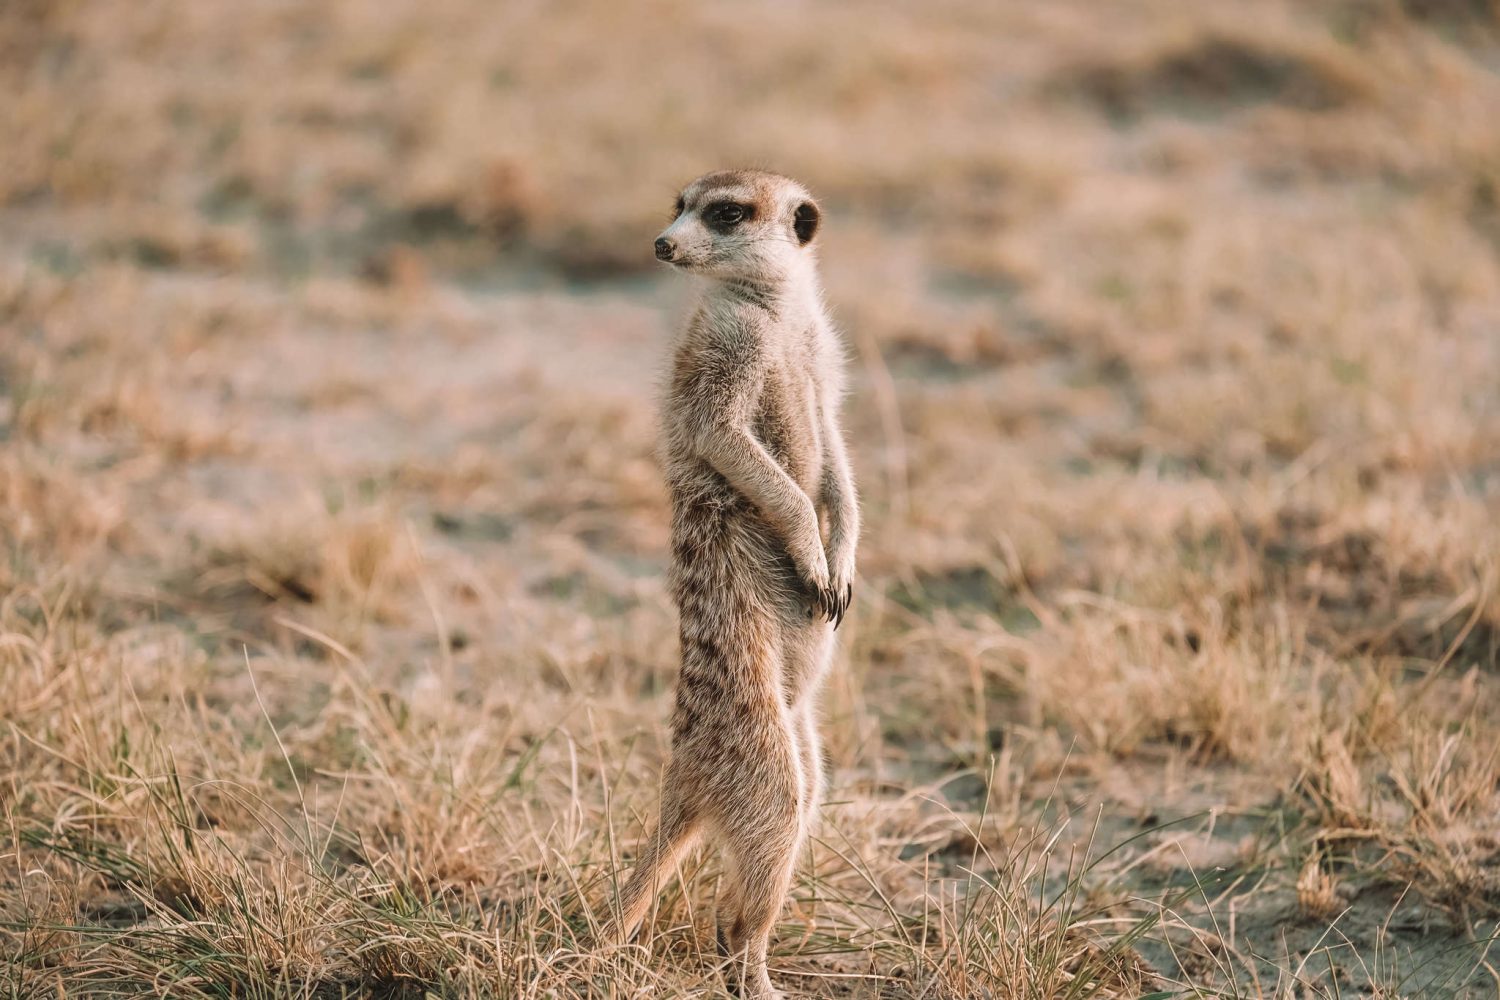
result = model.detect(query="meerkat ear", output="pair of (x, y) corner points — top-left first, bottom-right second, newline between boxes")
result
(793, 201), (820, 246)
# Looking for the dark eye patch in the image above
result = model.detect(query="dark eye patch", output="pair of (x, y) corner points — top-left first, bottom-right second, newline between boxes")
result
(671, 195), (685, 219)
(704, 201), (752, 231)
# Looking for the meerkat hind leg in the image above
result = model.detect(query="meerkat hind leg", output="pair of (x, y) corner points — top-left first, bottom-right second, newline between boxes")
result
(784, 623), (834, 846)
(795, 702), (823, 844)
(715, 854), (741, 959)
(716, 744), (801, 1000)
(723, 840), (797, 999)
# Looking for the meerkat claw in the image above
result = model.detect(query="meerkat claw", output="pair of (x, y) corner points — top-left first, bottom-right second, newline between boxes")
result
(807, 582), (828, 620)
(811, 592), (824, 620)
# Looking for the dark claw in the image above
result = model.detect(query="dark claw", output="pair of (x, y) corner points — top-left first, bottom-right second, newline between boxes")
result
(808, 581), (831, 622)
(831, 581), (852, 630)
(810, 578), (852, 626)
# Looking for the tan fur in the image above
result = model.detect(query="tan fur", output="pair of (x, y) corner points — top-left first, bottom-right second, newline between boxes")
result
(611, 170), (859, 1000)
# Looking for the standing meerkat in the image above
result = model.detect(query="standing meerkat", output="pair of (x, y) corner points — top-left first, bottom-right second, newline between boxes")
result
(610, 169), (858, 1000)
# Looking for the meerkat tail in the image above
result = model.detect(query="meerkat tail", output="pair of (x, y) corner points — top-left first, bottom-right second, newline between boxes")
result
(610, 778), (701, 945)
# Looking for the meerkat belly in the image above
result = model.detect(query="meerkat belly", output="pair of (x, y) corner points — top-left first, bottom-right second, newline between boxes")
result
(665, 481), (805, 725)
(666, 471), (802, 603)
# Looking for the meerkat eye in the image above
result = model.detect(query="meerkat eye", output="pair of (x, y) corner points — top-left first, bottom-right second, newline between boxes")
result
(672, 196), (685, 218)
(714, 203), (745, 225)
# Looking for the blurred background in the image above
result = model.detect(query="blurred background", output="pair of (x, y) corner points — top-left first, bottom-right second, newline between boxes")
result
(3, 1), (1500, 996)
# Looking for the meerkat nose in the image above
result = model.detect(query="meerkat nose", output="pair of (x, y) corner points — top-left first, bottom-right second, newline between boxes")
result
(654, 237), (676, 261)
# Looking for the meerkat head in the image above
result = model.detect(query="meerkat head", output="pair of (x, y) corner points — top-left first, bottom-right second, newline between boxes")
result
(654, 169), (821, 283)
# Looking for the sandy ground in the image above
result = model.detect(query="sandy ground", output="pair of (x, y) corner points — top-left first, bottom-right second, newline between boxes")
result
(4, 1), (1500, 996)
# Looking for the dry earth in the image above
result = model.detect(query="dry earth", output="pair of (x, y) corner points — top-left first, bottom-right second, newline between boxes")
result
(3, 1), (1500, 997)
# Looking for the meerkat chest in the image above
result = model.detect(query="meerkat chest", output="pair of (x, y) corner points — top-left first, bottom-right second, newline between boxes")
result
(753, 352), (824, 489)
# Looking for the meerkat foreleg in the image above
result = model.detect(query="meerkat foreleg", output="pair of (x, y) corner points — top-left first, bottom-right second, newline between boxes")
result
(696, 423), (843, 621)
(819, 408), (859, 624)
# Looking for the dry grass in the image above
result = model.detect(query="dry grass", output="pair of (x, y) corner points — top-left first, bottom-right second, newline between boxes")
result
(4, 1), (1500, 996)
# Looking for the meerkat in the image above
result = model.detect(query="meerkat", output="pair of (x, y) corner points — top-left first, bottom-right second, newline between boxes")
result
(609, 169), (858, 1000)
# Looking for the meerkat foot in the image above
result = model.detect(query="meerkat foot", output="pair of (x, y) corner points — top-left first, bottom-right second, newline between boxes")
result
(746, 973), (785, 1000)
(720, 954), (785, 1000)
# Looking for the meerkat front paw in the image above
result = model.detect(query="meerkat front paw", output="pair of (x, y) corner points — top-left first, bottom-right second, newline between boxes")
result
(827, 554), (855, 629)
(809, 583), (842, 625)
(796, 543), (838, 623)
(805, 574), (851, 628)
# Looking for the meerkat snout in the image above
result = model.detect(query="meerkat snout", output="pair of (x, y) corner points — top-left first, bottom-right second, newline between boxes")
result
(654, 236), (676, 261)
